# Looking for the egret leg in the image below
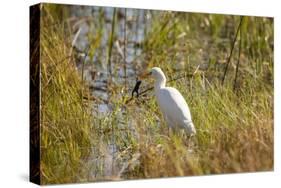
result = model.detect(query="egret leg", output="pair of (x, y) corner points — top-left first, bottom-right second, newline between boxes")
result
(186, 134), (196, 150)
(164, 116), (174, 136)
(166, 117), (173, 129)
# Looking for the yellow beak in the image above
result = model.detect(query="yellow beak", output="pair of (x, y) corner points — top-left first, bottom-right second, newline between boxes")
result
(139, 71), (152, 80)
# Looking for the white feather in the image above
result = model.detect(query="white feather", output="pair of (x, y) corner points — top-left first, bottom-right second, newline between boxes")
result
(151, 67), (196, 135)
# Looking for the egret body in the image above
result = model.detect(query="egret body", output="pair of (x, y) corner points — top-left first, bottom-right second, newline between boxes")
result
(149, 67), (196, 135)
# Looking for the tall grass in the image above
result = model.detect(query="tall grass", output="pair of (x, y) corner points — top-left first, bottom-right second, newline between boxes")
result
(40, 4), (93, 184)
(91, 12), (273, 179)
(99, 76), (273, 178)
(39, 4), (273, 184)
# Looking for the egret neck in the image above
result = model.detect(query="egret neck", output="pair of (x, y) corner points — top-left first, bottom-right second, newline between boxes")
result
(154, 71), (166, 90)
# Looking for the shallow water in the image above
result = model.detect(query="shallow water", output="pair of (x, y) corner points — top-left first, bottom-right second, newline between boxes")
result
(69, 6), (152, 178)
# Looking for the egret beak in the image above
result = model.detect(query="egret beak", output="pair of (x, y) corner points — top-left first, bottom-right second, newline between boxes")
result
(139, 71), (152, 80)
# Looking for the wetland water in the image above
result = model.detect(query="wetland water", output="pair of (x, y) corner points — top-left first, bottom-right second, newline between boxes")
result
(70, 6), (151, 178)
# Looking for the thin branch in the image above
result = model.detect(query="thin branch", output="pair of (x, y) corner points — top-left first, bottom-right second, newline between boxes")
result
(221, 16), (244, 86)
(233, 18), (243, 91)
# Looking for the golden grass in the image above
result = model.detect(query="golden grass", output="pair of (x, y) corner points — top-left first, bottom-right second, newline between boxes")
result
(38, 4), (273, 184)
(40, 4), (93, 184)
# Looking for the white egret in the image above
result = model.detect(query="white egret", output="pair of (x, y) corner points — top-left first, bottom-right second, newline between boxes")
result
(144, 67), (196, 135)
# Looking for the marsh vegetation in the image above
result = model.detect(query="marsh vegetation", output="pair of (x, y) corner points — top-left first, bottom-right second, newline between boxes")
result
(39, 4), (273, 184)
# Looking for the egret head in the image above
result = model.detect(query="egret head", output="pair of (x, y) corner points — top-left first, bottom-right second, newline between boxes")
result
(139, 67), (167, 88)
(150, 67), (164, 79)
(150, 67), (166, 88)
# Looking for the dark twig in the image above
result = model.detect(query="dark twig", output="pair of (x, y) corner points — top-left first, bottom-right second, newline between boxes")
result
(137, 86), (153, 97)
(233, 19), (243, 91)
(131, 80), (142, 98)
(221, 16), (244, 86)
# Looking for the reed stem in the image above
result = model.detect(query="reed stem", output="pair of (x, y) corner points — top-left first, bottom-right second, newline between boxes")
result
(233, 18), (243, 91)
(221, 16), (244, 86)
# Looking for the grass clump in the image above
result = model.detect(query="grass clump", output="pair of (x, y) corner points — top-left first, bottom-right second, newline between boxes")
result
(40, 4), (93, 184)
